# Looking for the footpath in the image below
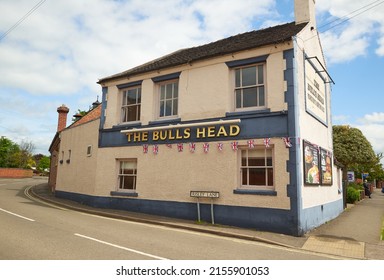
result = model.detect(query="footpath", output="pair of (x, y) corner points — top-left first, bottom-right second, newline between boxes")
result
(29, 179), (384, 260)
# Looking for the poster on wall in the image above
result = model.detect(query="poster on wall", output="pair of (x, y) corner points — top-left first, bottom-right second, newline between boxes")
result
(303, 140), (320, 185)
(320, 148), (333, 185)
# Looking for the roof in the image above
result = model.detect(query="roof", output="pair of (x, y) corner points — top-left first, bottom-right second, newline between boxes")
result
(69, 104), (102, 129)
(99, 21), (307, 83)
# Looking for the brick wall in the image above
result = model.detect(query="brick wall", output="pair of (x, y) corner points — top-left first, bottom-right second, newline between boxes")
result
(0, 168), (33, 178)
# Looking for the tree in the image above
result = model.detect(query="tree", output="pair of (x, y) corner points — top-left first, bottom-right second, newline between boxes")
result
(333, 125), (377, 180)
(36, 155), (50, 174)
(0, 136), (21, 168)
(0, 136), (35, 169)
(18, 140), (35, 169)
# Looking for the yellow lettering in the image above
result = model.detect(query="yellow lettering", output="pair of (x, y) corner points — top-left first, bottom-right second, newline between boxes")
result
(160, 130), (167, 141)
(127, 133), (133, 142)
(196, 127), (206, 138)
(133, 132), (141, 142)
(183, 128), (191, 139)
(207, 126), (216, 138)
(216, 126), (228, 137)
(229, 125), (240, 136)
(153, 131), (159, 141)
(168, 129), (175, 140)
(142, 132), (148, 142)
(175, 129), (183, 139)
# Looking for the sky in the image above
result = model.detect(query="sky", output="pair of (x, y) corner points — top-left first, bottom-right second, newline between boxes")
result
(0, 0), (383, 161)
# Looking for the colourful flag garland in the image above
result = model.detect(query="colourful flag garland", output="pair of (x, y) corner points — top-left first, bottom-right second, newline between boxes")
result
(143, 144), (148, 154)
(189, 142), (196, 153)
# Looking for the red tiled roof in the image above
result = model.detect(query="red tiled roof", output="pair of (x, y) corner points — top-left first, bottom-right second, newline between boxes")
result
(69, 104), (101, 129)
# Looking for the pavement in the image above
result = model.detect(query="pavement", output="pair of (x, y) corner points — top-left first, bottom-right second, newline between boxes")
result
(28, 178), (384, 260)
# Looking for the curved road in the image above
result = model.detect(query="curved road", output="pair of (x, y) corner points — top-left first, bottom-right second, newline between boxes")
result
(0, 177), (338, 260)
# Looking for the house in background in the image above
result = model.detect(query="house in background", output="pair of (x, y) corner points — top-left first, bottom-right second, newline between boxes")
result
(49, 0), (343, 236)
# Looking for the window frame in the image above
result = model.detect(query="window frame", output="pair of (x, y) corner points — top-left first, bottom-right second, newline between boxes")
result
(116, 159), (138, 193)
(120, 85), (142, 123)
(239, 146), (274, 190)
(234, 63), (266, 111)
(157, 79), (179, 119)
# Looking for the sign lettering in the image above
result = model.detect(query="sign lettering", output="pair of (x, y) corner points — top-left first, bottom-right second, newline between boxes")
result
(126, 124), (241, 143)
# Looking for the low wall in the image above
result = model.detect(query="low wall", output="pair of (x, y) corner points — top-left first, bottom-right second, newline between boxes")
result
(0, 168), (33, 178)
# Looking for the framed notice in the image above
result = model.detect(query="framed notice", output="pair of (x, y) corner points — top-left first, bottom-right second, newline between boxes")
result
(320, 148), (333, 185)
(304, 57), (328, 125)
(303, 140), (320, 185)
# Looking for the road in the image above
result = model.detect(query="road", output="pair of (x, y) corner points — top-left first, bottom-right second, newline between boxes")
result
(0, 177), (337, 260)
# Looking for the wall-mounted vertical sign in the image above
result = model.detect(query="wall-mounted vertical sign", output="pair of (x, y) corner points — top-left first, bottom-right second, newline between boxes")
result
(304, 57), (328, 125)
(303, 140), (320, 185)
(320, 148), (333, 185)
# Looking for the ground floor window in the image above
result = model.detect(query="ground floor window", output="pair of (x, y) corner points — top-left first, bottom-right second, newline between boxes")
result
(240, 147), (274, 189)
(118, 159), (137, 191)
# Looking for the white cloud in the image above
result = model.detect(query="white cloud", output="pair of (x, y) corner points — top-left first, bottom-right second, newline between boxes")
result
(316, 0), (384, 63)
(354, 112), (384, 157)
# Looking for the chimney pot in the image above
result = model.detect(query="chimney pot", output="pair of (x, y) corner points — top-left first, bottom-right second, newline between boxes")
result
(57, 104), (69, 132)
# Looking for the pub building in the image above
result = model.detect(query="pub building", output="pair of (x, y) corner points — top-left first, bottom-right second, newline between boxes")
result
(49, 0), (343, 236)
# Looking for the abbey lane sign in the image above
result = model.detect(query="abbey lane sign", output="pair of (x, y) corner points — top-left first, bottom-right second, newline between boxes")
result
(121, 119), (241, 144)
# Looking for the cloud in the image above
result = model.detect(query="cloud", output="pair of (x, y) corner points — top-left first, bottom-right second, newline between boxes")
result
(355, 112), (384, 156)
(316, 0), (384, 64)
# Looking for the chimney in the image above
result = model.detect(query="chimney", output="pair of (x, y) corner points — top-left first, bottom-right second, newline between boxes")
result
(57, 104), (69, 132)
(295, 0), (316, 27)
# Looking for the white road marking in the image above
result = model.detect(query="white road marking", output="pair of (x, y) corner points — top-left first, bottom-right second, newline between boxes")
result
(0, 208), (35, 222)
(74, 233), (169, 260)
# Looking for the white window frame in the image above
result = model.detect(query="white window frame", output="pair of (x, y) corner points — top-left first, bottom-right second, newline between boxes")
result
(117, 159), (137, 192)
(157, 79), (179, 119)
(234, 63), (266, 111)
(121, 86), (141, 123)
(239, 146), (274, 190)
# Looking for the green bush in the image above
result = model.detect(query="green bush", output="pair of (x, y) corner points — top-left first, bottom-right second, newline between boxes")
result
(346, 186), (361, 204)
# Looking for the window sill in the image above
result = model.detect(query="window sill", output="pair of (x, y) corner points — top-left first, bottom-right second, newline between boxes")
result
(226, 109), (270, 118)
(233, 189), (277, 196)
(110, 191), (138, 197)
(149, 118), (181, 126)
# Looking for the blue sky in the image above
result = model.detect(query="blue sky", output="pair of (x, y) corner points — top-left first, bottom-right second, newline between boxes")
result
(0, 0), (383, 159)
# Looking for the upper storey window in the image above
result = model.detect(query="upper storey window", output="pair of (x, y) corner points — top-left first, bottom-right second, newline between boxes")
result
(117, 81), (142, 123)
(226, 55), (268, 111)
(152, 72), (180, 120)
(159, 80), (178, 118)
(121, 86), (141, 122)
(235, 64), (265, 109)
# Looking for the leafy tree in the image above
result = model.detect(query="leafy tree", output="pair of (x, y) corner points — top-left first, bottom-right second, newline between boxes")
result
(333, 125), (377, 180)
(37, 155), (50, 174)
(0, 136), (21, 168)
(0, 136), (35, 169)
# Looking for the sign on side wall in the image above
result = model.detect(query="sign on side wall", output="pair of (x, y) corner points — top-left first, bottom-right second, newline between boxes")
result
(304, 58), (328, 125)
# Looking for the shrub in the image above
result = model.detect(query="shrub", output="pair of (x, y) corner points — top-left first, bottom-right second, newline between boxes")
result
(346, 186), (361, 204)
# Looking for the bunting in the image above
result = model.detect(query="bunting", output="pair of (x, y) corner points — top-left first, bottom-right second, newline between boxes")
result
(263, 138), (271, 148)
(282, 137), (292, 148)
(143, 144), (148, 154)
(203, 143), (210, 153)
(231, 141), (238, 151)
(217, 142), (224, 151)
(177, 143), (183, 152)
(247, 140), (255, 148)
(189, 142), (196, 153)
(153, 144), (159, 154)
